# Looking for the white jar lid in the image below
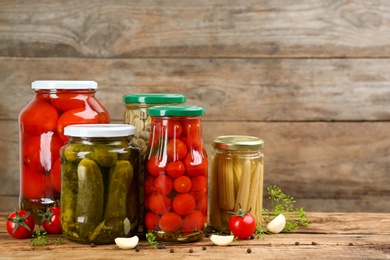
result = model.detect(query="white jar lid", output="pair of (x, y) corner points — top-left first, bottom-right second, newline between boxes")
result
(64, 124), (136, 137)
(31, 80), (98, 90)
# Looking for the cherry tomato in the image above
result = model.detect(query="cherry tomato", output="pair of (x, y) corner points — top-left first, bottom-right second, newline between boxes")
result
(190, 175), (207, 193)
(159, 212), (182, 233)
(39, 207), (62, 234)
(145, 212), (159, 231)
(228, 206), (257, 239)
(183, 151), (208, 177)
(51, 91), (86, 111)
(57, 107), (100, 142)
(167, 139), (187, 161)
(182, 210), (205, 233)
(6, 210), (35, 239)
(195, 193), (207, 216)
(166, 160), (185, 178)
(161, 119), (182, 138)
(144, 176), (155, 195)
(147, 155), (167, 176)
(172, 193), (196, 216)
(148, 192), (171, 215)
(50, 158), (61, 193)
(153, 175), (173, 195)
(19, 99), (58, 135)
(173, 176), (192, 193)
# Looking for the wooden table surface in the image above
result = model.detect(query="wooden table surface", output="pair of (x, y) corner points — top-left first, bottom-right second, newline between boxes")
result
(0, 212), (389, 259)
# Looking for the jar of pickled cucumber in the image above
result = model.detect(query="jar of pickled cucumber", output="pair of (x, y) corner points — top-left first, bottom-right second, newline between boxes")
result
(19, 80), (110, 222)
(144, 106), (207, 242)
(60, 124), (140, 244)
(210, 135), (264, 233)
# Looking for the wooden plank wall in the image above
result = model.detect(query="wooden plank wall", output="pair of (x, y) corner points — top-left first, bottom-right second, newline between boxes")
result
(1, 0), (389, 212)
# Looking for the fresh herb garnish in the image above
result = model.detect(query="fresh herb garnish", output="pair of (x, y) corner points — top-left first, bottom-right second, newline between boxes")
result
(146, 232), (159, 248)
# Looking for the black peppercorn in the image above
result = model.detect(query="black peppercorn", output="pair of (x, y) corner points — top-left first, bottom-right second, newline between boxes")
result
(202, 246), (207, 250)
(247, 248), (252, 253)
(295, 241), (300, 246)
(170, 248), (175, 253)
(189, 248), (194, 253)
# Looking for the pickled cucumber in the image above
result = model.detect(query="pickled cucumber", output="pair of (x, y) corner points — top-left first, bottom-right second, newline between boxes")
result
(86, 144), (118, 167)
(89, 160), (134, 243)
(76, 158), (104, 239)
(62, 143), (91, 162)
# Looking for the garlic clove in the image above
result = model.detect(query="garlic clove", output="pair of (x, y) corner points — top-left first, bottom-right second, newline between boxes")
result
(115, 235), (139, 249)
(266, 213), (286, 234)
(210, 234), (234, 246)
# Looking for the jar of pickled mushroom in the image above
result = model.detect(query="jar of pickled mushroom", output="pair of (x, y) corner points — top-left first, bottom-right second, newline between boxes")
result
(123, 93), (186, 232)
(19, 80), (110, 222)
(144, 106), (207, 242)
(60, 124), (140, 244)
(210, 135), (264, 233)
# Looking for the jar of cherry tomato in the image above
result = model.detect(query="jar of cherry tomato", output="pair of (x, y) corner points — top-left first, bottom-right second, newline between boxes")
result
(210, 135), (264, 233)
(19, 80), (110, 222)
(144, 106), (208, 242)
(60, 124), (140, 244)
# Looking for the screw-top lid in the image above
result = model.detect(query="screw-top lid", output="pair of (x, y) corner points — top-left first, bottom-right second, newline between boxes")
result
(148, 106), (205, 117)
(212, 135), (264, 150)
(64, 124), (136, 137)
(123, 94), (186, 104)
(32, 80), (98, 90)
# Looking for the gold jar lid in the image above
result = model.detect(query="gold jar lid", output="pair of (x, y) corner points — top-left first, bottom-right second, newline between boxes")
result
(212, 135), (264, 151)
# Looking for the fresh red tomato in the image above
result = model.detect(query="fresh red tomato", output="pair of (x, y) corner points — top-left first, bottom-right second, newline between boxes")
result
(182, 210), (205, 233)
(173, 176), (192, 193)
(51, 91), (86, 111)
(166, 160), (185, 178)
(19, 99), (58, 135)
(147, 155), (167, 176)
(183, 151), (208, 177)
(148, 192), (171, 215)
(50, 158), (61, 193)
(228, 206), (257, 239)
(145, 212), (159, 231)
(39, 207), (62, 234)
(172, 193), (196, 216)
(57, 107), (100, 142)
(159, 212), (182, 233)
(153, 175), (173, 195)
(6, 210), (35, 239)
(167, 139), (187, 161)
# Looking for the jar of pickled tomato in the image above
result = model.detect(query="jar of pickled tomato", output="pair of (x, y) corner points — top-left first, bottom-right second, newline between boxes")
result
(19, 80), (110, 222)
(60, 124), (140, 244)
(144, 106), (208, 242)
(210, 135), (264, 233)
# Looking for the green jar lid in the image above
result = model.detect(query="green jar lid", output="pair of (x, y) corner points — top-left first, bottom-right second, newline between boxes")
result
(212, 135), (264, 150)
(123, 94), (186, 104)
(148, 106), (205, 117)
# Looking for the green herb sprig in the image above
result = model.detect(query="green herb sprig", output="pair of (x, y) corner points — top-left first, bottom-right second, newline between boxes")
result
(31, 230), (48, 246)
(146, 232), (159, 248)
(256, 185), (309, 238)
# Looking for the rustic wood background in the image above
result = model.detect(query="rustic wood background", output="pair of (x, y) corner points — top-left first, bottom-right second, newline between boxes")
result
(1, 0), (389, 213)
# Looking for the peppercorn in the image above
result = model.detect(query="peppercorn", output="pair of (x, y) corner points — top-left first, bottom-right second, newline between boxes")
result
(295, 241), (300, 246)
(189, 248), (194, 253)
(170, 248), (174, 253)
(247, 248), (252, 253)
(202, 246), (207, 250)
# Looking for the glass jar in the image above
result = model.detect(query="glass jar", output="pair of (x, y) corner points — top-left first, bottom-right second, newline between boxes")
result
(19, 80), (110, 222)
(123, 93), (186, 232)
(210, 135), (264, 233)
(60, 124), (140, 244)
(144, 106), (207, 242)
(123, 94), (186, 157)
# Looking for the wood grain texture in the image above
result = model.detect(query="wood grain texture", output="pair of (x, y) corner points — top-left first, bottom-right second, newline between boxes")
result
(1, 1), (390, 58)
(0, 212), (389, 259)
(2, 119), (389, 212)
(1, 0), (390, 213)
(2, 58), (390, 121)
